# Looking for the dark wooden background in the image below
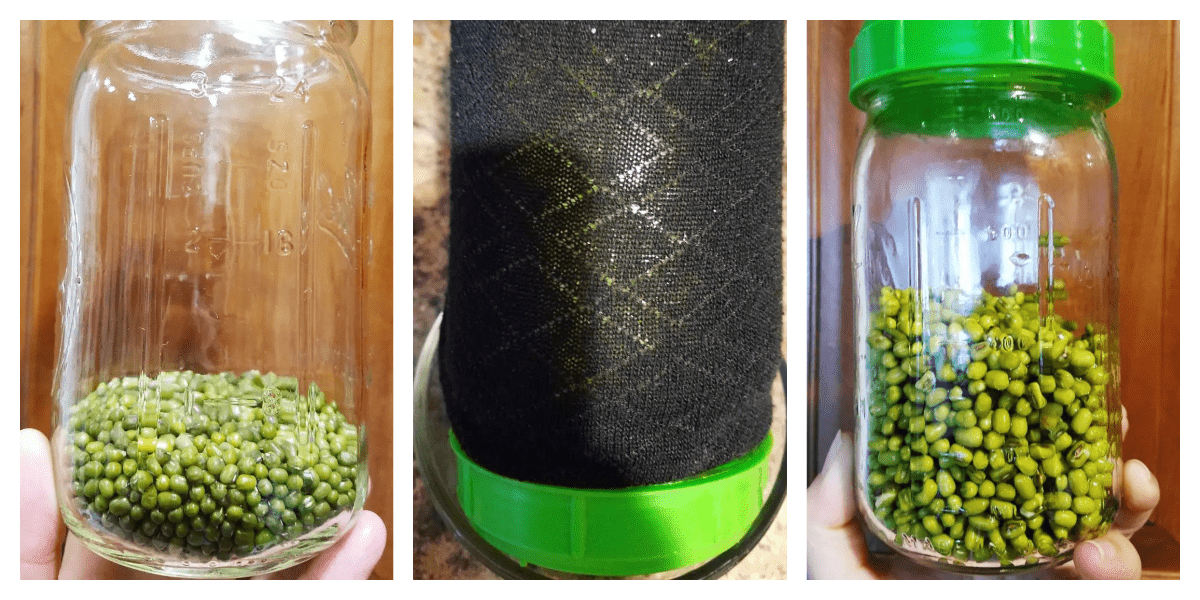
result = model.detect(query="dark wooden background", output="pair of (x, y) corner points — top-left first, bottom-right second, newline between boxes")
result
(807, 20), (1179, 577)
(19, 20), (395, 580)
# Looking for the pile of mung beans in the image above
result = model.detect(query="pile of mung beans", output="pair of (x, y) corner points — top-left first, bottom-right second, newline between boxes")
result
(66, 370), (360, 561)
(864, 267), (1117, 567)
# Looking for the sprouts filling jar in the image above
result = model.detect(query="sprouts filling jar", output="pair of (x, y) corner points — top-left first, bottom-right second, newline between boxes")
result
(53, 20), (370, 578)
(849, 20), (1123, 573)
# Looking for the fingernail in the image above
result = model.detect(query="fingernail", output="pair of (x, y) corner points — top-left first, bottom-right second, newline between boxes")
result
(1131, 459), (1159, 486)
(1084, 539), (1115, 562)
(821, 431), (844, 473)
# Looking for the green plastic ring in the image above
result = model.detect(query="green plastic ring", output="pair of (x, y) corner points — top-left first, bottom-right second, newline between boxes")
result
(451, 431), (773, 576)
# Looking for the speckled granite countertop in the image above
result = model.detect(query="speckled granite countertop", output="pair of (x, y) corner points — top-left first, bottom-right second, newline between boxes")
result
(413, 20), (787, 579)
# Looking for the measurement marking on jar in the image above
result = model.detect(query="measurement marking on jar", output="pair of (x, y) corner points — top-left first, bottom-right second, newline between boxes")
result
(179, 130), (205, 196)
(262, 389), (280, 415)
(984, 223), (1034, 241)
(1011, 252), (1033, 267)
(268, 139), (289, 193)
(899, 533), (935, 553)
(269, 76), (311, 103)
(985, 334), (1029, 351)
(186, 227), (296, 257)
(190, 71), (209, 98)
(984, 105), (1025, 123)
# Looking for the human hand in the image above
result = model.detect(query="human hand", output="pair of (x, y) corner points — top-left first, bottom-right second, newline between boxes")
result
(807, 408), (1160, 579)
(20, 427), (386, 579)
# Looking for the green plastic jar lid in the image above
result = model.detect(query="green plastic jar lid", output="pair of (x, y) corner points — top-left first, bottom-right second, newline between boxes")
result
(450, 431), (772, 576)
(850, 20), (1121, 110)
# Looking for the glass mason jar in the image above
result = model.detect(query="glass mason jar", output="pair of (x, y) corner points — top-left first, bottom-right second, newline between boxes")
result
(850, 21), (1123, 573)
(52, 20), (370, 578)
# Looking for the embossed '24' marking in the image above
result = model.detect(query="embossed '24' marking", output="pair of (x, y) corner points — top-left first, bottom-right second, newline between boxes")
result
(269, 76), (311, 103)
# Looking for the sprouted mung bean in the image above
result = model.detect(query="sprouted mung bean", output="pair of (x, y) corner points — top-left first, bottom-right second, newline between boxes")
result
(65, 370), (360, 561)
(864, 272), (1116, 567)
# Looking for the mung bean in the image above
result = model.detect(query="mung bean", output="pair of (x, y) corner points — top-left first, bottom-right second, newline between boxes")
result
(864, 279), (1116, 567)
(66, 371), (360, 562)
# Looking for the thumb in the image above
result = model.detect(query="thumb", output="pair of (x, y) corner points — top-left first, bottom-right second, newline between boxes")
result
(21, 428), (63, 579)
(808, 430), (856, 528)
(807, 431), (877, 579)
(1073, 533), (1142, 580)
(299, 510), (386, 580)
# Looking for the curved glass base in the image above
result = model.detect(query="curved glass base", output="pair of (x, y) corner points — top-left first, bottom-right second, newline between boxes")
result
(854, 442), (1113, 578)
(414, 313), (787, 579)
(60, 507), (359, 578)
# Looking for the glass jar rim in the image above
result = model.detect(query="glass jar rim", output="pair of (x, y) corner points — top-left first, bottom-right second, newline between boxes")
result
(855, 67), (1114, 140)
(79, 20), (359, 45)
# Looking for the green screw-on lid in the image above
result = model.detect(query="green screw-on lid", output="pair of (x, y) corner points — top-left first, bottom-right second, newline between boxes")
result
(451, 431), (772, 576)
(850, 20), (1121, 110)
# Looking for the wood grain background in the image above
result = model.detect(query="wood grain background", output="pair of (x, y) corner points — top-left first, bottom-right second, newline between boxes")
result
(807, 20), (1179, 575)
(19, 20), (394, 580)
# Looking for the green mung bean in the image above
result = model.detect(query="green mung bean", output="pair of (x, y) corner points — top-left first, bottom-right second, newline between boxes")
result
(66, 370), (360, 562)
(864, 280), (1116, 566)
